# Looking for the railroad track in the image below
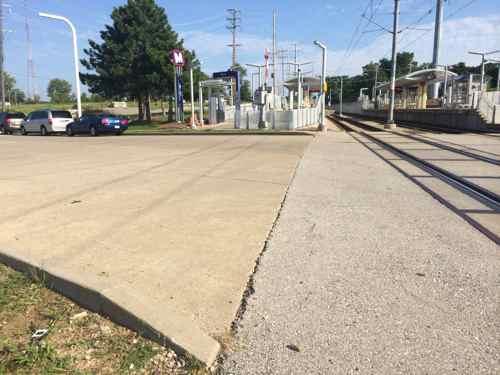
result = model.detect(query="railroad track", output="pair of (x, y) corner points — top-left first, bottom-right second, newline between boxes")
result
(338, 112), (500, 138)
(329, 113), (500, 212)
(337, 115), (500, 166)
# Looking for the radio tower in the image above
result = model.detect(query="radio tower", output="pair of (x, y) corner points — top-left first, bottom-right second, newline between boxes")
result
(24, 0), (36, 101)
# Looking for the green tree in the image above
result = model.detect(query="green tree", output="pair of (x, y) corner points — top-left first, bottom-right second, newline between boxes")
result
(3, 72), (15, 94)
(10, 88), (26, 104)
(81, 0), (204, 121)
(47, 79), (72, 103)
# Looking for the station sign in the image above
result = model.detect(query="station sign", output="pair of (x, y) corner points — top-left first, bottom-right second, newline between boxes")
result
(213, 70), (240, 91)
(170, 49), (185, 67)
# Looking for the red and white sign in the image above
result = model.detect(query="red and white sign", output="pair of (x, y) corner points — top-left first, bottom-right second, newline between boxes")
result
(170, 49), (185, 67)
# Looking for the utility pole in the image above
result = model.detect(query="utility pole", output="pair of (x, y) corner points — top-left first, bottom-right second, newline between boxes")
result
(0, 0), (5, 112)
(431, 0), (444, 99)
(469, 50), (500, 92)
(373, 63), (379, 101)
(387, 0), (400, 128)
(227, 9), (241, 69)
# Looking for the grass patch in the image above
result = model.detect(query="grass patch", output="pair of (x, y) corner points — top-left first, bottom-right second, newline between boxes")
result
(0, 270), (42, 313)
(0, 341), (73, 374)
(119, 342), (155, 372)
(0, 264), (210, 374)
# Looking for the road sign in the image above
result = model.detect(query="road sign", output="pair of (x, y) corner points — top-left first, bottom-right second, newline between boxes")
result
(170, 49), (185, 67)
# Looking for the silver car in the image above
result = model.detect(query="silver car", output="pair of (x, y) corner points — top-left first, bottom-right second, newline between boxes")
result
(21, 109), (74, 136)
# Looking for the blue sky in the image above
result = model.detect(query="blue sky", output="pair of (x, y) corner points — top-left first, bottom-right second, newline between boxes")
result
(5, 0), (500, 99)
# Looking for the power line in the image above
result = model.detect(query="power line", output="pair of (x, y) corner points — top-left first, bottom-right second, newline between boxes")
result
(398, 0), (479, 54)
(336, 0), (385, 74)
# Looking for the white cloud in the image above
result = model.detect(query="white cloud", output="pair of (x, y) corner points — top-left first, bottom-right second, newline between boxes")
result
(182, 15), (500, 78)
(332, 15), (500, 76)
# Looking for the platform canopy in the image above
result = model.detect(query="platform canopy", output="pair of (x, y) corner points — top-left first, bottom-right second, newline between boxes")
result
(284, 76), (321, 92)
(376, 68), (458, 91)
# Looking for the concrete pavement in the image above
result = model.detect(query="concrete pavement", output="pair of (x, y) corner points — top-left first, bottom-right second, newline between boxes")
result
(222, 125), (499, 374)
(0, 134), (311, 364)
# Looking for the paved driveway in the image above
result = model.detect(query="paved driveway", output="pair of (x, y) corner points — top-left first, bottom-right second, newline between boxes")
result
(0, 134), (311, 364)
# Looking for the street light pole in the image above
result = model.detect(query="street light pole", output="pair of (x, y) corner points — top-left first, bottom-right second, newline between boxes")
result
(314, 40), (327, 132)
(373, 63), (379, 101)
(39, 12), (82, 118)
(485, 59), (500, 92)
(286, 61), (312, 109)
(469, 50), (500, 92)
(189, 66), (196, 128)
(340, 76), (343, 116)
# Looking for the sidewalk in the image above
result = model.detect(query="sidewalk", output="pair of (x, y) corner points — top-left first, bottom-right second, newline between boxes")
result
(222, 128), (499, 374)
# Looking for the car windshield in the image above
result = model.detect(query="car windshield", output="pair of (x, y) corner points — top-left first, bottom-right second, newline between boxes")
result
(8, 113), (25, 119)
(51, 111), (72, 119)
(98, 113), (114, 118)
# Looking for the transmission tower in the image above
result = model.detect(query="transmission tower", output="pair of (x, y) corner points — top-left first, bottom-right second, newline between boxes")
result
(24, 0), (36, 100)
(226, 9), (241, 68)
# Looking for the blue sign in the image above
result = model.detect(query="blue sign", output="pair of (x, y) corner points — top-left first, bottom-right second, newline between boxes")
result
(176, 72), (184, 114)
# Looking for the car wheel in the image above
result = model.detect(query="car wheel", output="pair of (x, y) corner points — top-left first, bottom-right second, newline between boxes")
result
(21, 126), (27, 136)
(40, 126), (47, 136)
(66, 126), (74, 137)
(116, 131), (123, 136)
(90, 126), (97, 137)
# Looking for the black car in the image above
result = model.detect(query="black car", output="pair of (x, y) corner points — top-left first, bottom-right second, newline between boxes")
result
(0, 112), (26, 134)
(66, 113), (129, 136)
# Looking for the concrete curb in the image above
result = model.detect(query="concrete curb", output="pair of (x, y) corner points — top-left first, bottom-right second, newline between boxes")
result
(124, 131), (316, 136)
(0, 248), (221, 366)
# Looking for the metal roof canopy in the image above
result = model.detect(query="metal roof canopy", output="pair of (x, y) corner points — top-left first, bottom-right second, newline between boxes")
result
(376, 68), (458, 90)
(284, 76), (321, 91)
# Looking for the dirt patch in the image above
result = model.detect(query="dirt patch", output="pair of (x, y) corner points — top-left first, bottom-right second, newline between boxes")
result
(0, 264), (210, 374)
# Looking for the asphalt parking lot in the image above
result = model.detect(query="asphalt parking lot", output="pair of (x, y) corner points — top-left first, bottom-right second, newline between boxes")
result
(0, 134), (311, 364)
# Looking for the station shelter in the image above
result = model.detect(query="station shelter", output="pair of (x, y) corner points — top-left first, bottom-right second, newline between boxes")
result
(283, 76), (321, 110)
(375, 69), (457, 110)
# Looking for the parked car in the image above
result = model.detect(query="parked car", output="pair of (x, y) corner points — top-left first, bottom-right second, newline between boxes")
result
(65, 113), (129, 136)
(21, 110), (74, 136)
(0, 112), (26, 134)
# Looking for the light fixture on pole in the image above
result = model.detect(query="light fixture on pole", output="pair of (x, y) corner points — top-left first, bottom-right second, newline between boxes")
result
(486, 58), (500, 92)
(39, 12), (82, 118)
(313, 40), (327, 132)
(246, 64), (265, 89)
(468, 50), (500, 92)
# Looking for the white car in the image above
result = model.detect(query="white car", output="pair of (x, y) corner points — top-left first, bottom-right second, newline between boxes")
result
(21, 110), (74, 136)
